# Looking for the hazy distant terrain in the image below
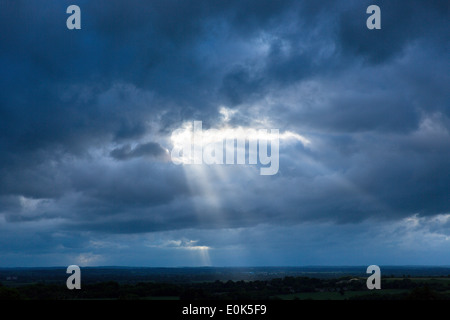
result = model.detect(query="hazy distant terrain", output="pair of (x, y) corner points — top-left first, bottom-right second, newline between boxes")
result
(1, 266), (450, 300)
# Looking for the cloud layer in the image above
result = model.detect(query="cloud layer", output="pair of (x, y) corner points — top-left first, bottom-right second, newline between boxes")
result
(0, 0), (449, 266)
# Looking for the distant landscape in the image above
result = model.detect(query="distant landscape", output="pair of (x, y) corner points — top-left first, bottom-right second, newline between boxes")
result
(1, 3), (449, 307)
(1, 266), (449, 300)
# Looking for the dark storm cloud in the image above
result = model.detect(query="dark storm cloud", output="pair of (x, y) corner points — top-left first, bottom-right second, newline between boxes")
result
(69, 161), (189, 208)
(338, 0), (449, 64)
(0, 0), (448, 250)
(110, 142), (168, 160)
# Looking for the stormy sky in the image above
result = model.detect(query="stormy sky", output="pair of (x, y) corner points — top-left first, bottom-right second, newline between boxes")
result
(0, 0), (449, 267)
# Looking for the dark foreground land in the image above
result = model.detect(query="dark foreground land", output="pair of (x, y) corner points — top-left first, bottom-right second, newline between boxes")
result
(1, 266), (450, 300)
